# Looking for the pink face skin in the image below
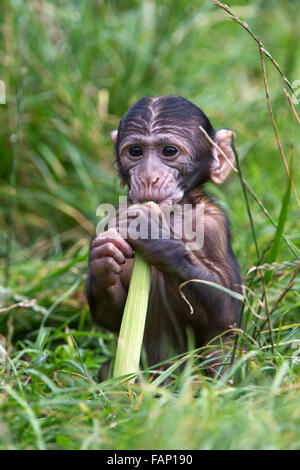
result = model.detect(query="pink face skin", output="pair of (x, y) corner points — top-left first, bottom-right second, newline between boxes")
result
(111, 127), (236, 205)
(118, 132), (190, 204)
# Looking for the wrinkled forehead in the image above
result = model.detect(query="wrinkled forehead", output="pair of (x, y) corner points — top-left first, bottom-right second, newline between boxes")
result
(116, 96), (215, 159)
(118, 111), (200, 147)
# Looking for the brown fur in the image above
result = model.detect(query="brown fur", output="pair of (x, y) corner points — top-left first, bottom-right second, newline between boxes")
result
(86, 96), (241, 378)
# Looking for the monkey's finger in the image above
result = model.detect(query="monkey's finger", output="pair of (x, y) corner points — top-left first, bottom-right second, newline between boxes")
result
(91, 264), (119, 288)
(144, 201), (161, 213)
(90, 256), (122, 276)
(102, 257), (123, 274)
(91, 243), (126, 265)
(104, 271), (120, 287)
(92, 230), (134, 258)
(94, 227), (121, 242)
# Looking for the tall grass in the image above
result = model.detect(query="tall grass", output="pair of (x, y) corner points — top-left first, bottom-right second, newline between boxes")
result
(0, 0), (299, 450)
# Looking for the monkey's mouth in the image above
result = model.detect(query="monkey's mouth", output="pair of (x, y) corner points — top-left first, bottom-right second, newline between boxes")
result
(132, 195), (166, 205)
(131, 190), (184, 206)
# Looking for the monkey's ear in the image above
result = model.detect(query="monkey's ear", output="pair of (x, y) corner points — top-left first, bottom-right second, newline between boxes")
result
(210, 129), (236, 185)
(110, 129), (118, 144)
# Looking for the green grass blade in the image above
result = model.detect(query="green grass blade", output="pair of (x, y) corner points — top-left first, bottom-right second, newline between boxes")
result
(264, 153), (294, 284)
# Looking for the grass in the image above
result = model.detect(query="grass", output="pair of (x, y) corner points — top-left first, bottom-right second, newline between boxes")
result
(0, 0), (300, 450)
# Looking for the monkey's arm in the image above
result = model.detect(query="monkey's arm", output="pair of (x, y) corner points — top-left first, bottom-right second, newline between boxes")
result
(134, 238), (240, 328)
(86, 273), (127, 331)
(127, 209), (241, 327)
(86, 229), (133, 331)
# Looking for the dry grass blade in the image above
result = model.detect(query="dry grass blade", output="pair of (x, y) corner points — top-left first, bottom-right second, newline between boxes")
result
(211, 0), (300, 104)
(179, 278), (244, 315)
(258, 39), (300, 210)
(256, 262), (300, 338)
(201, 125), (261, 259)
(199, 125), (298, 256)
(269, 263), (300, 316)
(283, 88), (300, 127)
(246, 259), (299, 276)
(0, 300), (36, 314)
(212, 1), (300, 208)
(241, 284), (266, 320)
(199, 125), (237, 174)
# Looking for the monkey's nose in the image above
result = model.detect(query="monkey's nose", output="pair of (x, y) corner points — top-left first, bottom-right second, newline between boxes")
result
(142, 175), (160, 189)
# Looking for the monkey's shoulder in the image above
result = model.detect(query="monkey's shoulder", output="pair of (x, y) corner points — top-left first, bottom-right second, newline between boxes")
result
(189, 191), (234, 261)
(193, 192), (229, 231)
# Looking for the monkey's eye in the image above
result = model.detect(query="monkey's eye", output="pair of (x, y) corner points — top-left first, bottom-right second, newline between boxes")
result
(128, 146), (143, 157)
(163, 146), (178, 157)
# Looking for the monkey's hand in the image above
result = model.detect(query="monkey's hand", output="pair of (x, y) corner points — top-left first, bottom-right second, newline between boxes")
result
(118, 202), (188, 277)
(87, 228), (134, 331)
(89, 228), (133, 288)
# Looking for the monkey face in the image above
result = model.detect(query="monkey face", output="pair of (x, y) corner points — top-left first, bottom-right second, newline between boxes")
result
(111, 96), (236, 204)
(117, 132), (190, 204)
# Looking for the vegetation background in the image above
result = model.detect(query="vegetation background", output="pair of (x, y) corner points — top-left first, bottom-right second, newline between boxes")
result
(0, 0), (299, 450)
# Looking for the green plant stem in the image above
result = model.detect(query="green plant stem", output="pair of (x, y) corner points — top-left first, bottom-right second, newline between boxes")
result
(113, 252), (152, 381)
